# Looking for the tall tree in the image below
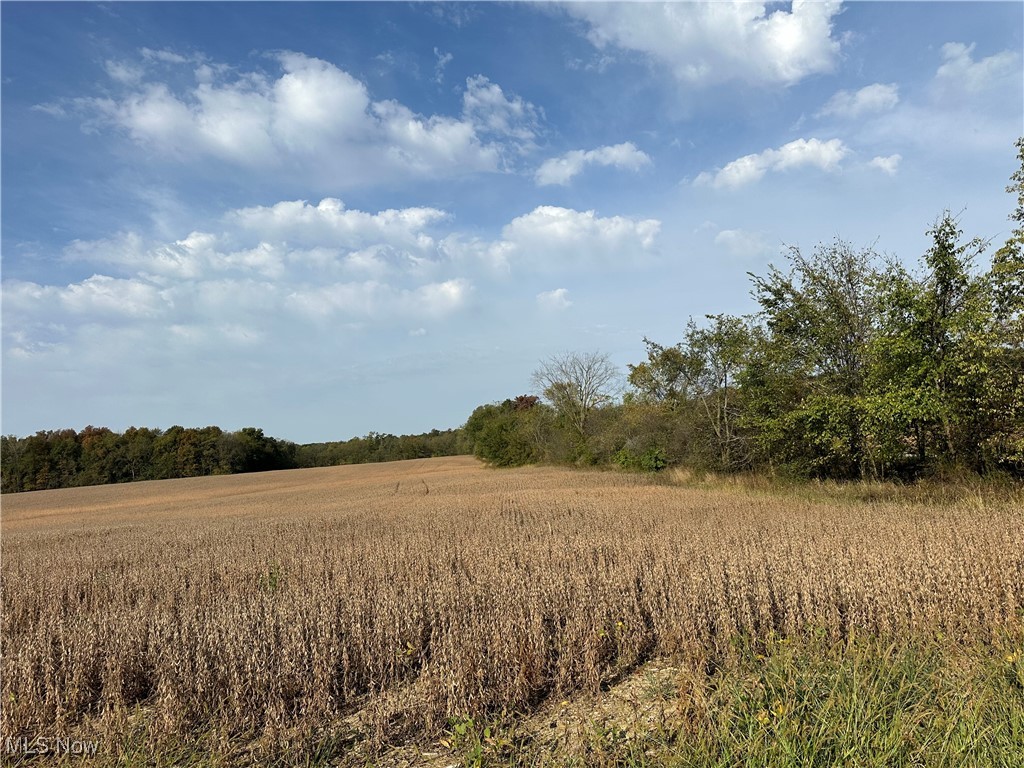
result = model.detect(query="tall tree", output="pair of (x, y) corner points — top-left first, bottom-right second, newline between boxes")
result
(746, 241), (881, 478)
(983, 137), (1024, 471)
(533, 351), (620, 461)
(679, 315), (753, 470)
(916, 214), (991, 468)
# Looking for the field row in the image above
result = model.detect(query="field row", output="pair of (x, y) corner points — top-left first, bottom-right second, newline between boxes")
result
(2, 458), (1022, 763)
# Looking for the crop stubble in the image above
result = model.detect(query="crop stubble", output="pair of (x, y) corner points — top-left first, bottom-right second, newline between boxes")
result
(2, 456), (1022, 755)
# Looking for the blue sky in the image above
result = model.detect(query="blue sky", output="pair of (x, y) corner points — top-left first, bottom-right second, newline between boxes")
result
(2, 1), (1022, 443)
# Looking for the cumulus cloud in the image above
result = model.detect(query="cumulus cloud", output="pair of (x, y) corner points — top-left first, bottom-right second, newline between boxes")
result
(818, 83), (899, 119)
(497, 206), (659, 268)
(934, 42), (1019, 94)
(534, 142), (651, 186)
(440, 206), (660, 272)
(59, 52), (542, 186)
(3, 275), (167, 320)
(536, 288), (572, 311)
(227, 198), (449, 249)
(695, 137), (849, 189)
(565, 1), (842, 86)
(64, 200), (458, 287)
(869, 154), (901, 176)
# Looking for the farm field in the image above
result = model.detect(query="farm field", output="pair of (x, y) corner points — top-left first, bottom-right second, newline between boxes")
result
(2, 457), (1023, 766)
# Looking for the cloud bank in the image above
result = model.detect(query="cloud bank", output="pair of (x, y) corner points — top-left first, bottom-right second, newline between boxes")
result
(4, 200), (660, 362)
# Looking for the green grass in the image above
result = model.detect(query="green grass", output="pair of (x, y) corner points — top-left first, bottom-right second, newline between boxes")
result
(440, 629), (1024, 768)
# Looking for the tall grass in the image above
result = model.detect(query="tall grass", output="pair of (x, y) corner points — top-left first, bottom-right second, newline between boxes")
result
(1, 458), (1021, 764)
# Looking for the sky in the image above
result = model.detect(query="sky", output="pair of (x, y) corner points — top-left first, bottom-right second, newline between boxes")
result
(2, 1), (1022, 444)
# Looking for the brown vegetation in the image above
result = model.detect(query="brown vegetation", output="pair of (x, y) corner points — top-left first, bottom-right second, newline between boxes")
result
(1, 457), (1022, 763)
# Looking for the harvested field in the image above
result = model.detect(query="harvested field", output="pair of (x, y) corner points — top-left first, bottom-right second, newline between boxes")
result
(2, 457), (1022, 765)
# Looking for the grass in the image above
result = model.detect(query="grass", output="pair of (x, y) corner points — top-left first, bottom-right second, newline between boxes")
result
(1, 457), (1021, 766)
(421, 631), (1024, 768)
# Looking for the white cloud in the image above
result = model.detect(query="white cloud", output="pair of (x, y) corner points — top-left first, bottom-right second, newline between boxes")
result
(534, 142), (651, 186)
(228, 198), (448, 249)
(4, 275), (168, 320)
(818, 83), (899, 119)
(63, 231), (148, 267)
(140, 48), (194, 65)
(104, 60), (145, 85)
(851, 43), (1021, 156)
(439, 206), (660, 272)
(285, 278), (470, 320)
(565, 1), (842, 86)
(497, 206), (660, 268)
(59, 198), (456, 286)
(414, 278), (472, 316)
(461, 75), (542, 155)
(4, 200), (657, 367)
(695, 137), (849, 189)
(374, 98), (500, 174)
(30, 102), (67, 118)
(536, 288), (572, 310)
(433, 48), (453, 84)
(869, 154), (901, 176)
(64, 52), (541, 186)
(272, 52), (373, 150)
(713, 229), (773, 259)
(935, 42), (1019, 94)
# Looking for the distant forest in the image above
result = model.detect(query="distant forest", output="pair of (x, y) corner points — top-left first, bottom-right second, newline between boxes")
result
(0, 426), (464, 493)
(4, 140), (1022, 492)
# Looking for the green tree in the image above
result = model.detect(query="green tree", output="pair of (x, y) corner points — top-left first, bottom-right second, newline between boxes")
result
(679, 314), (754, 470)
(463, 397), (547, 466)
(983, 137), (1024, 471)
(628, 340), (690, 409)
(122, 427), (157, 481)
(1, 435), (28, 492)
(625, 341), (698, 467)
(871, 215), (994, 473)
(78, 426), (120, 485)
(746, 241), (882, 478)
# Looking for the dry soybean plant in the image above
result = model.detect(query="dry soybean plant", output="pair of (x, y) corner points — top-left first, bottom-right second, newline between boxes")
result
(1, 457), (1022, 760)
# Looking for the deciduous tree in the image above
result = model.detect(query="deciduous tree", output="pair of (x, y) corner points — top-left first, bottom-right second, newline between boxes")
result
(532, 351), (620, 460)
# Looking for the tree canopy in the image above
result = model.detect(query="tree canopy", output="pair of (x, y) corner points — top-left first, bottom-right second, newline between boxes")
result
(465, 139), (1024, 481)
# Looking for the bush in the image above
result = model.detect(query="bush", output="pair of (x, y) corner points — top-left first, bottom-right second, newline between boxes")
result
(614, 446), (669, 472)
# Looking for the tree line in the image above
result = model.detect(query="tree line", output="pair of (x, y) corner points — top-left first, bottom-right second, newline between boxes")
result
(0, 425), (464, 493)
(5, 140), (1021, 491)
(465, 139), (1024, 481)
